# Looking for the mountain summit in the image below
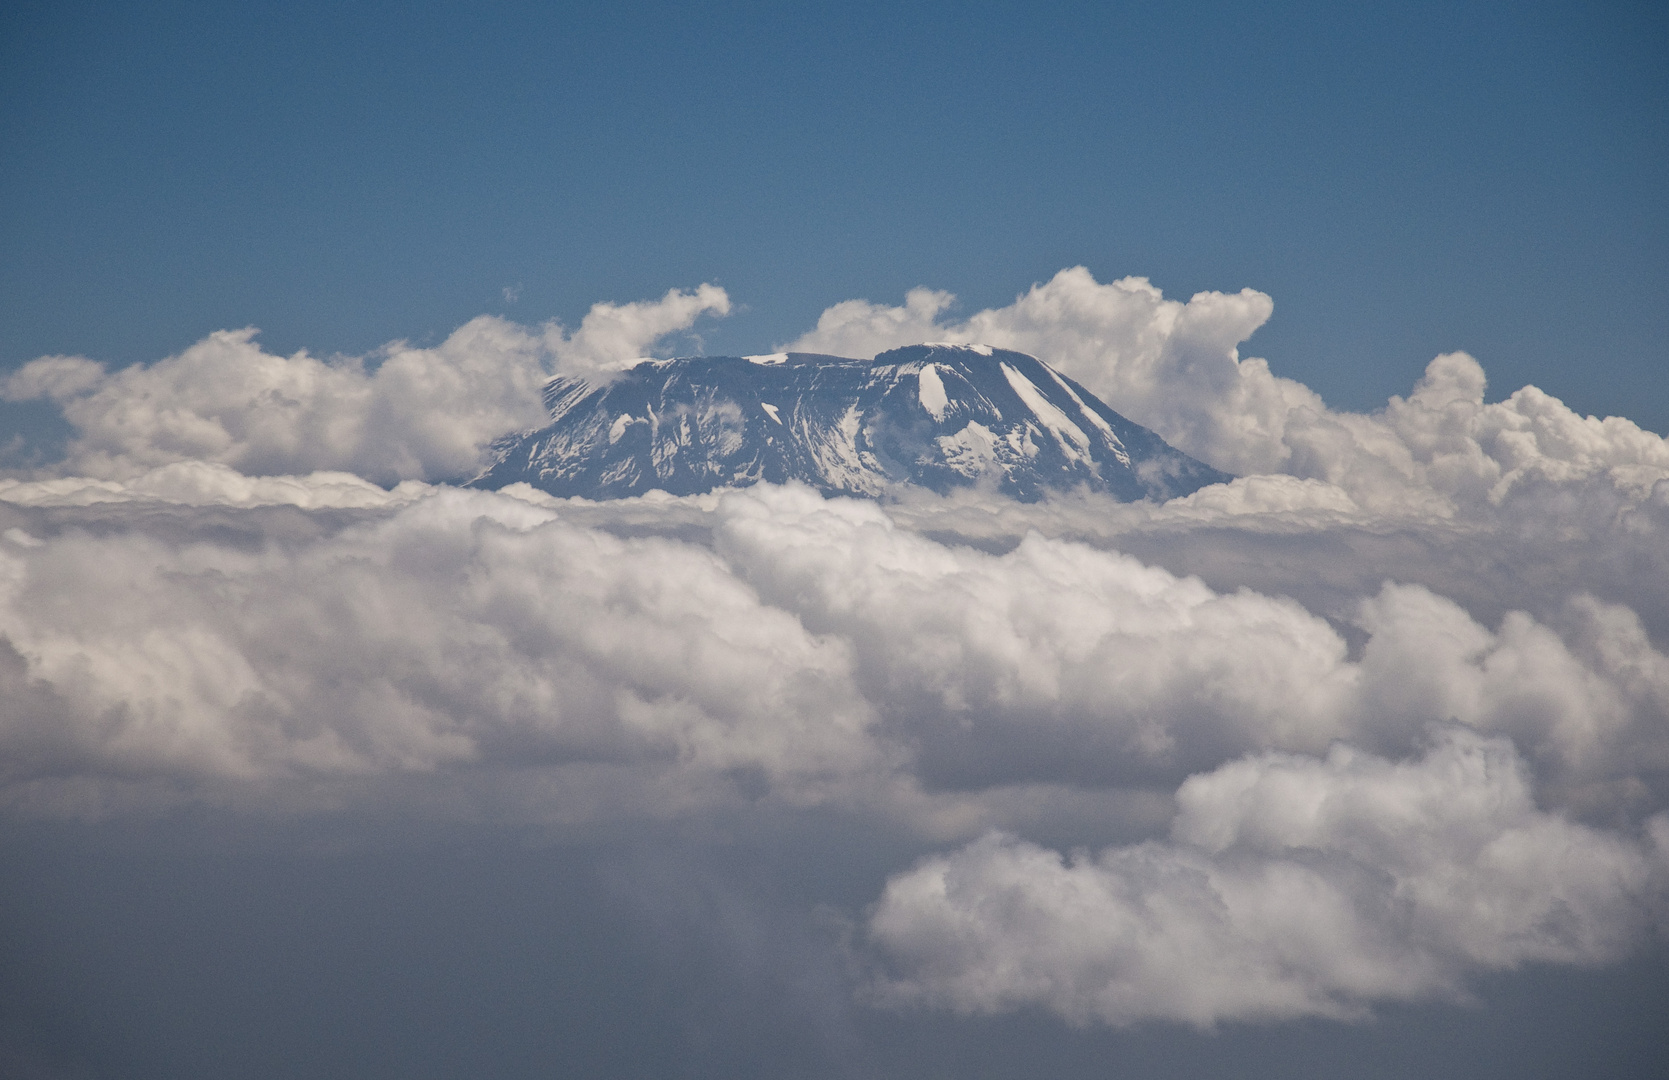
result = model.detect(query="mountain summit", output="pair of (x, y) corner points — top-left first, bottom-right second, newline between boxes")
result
(471, 344), (1230, 502)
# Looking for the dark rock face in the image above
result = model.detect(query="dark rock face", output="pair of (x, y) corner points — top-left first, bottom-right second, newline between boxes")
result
(471, 344), (1231, 502)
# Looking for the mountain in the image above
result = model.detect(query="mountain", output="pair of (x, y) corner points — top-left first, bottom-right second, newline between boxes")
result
(471, 344), (1231, 502)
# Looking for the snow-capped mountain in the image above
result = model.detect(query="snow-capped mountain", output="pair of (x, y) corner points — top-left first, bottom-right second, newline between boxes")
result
(471, 344), (1231, 501)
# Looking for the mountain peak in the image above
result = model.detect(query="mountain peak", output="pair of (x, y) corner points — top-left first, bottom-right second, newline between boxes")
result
(473, 346), (1230, 502)
(894, 341), (998, 357)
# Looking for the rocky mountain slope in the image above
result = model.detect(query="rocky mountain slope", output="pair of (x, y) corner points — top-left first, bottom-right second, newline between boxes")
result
(471, 344), (1230, 501)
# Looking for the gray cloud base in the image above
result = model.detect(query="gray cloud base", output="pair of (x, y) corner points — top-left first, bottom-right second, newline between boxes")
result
(869, 730), (1668, 1027)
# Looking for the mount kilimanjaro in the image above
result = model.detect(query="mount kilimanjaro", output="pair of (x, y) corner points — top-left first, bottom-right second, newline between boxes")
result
(471, 344), (1231, 502)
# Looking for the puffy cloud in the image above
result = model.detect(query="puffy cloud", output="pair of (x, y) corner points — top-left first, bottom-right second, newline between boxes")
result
(3, 270), (1668, 1032)
(1, 354), (106, 400)
(715, 487), (1669, 816)
(788, 286), (959, 356)
(0, 485), (889, 819)
(785, 268), (1296, 475)
(867, 729), (1669, 1027)
(1, 286), (730, 485)
(713, 485), (1356, 786)
(2, 482), (1665, 833)
(553, 283), (732, 380)
(787, 269), (1669, 515)
(1350, 585), (1669, 811)
(1341, 353), (1669, 513)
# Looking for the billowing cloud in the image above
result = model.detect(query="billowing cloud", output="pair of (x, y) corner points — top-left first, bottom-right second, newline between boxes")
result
(1, 286), (730, 485)
(0, 484), (883, 820)
(715, 489), (1669, 813)
(868, 729), (1669, 1027)
(3, 479), (1666, 839)
(787, 269), (1669, 516)
(2, 271), (1667, 1030)
(553, 283), (732, 380)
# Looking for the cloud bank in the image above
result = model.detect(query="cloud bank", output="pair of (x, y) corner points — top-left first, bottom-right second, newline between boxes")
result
(1, 285), (730, 485)
(2, 273), (1667, 1029)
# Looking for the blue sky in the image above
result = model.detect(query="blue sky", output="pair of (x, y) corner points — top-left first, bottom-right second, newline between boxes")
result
(3, 0), (1665, 429)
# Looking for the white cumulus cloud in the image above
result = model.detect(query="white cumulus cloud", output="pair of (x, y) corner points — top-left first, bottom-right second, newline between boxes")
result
(787, 269), (1669, 516)
(867, 728), (1669, 1027)
(1, 286), (730, 485)
(2, 482), (1665, 833)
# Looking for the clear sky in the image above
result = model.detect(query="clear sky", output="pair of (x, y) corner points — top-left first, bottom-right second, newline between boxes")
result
(2, 0), (1666, 430)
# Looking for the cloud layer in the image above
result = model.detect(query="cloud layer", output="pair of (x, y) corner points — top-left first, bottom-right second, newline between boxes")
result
(2, 274), (1667, 1028)
(1, 286), (730, 485)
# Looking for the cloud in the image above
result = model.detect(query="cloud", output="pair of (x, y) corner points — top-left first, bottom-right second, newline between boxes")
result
(2, 481), (1665, 833)
(867, 728), (1669, 1027)
(9, 270), (1666, 525)
(2, 270), (1667, 1032)
(0, 460), (431, 510)
(718, 487), (1669, 815)
(2, 477), (1666, 1028)
(713, 485), (1356, 787)
(553, 283), (731, 380)
(0, 485), (882, 819)
(787, 269), (1669, 516)
(785, 268), (1288, 473)
(1, 286), (730, 485)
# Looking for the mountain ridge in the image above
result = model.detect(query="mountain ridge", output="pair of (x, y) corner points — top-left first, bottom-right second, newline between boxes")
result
(471, 344), (1231, 502)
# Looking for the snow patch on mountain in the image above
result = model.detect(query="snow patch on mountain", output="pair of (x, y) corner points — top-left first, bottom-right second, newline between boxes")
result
(918, 364), (950, 421)
(1001, 362), (1092, 461)
(472, 344), (1231, 502)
